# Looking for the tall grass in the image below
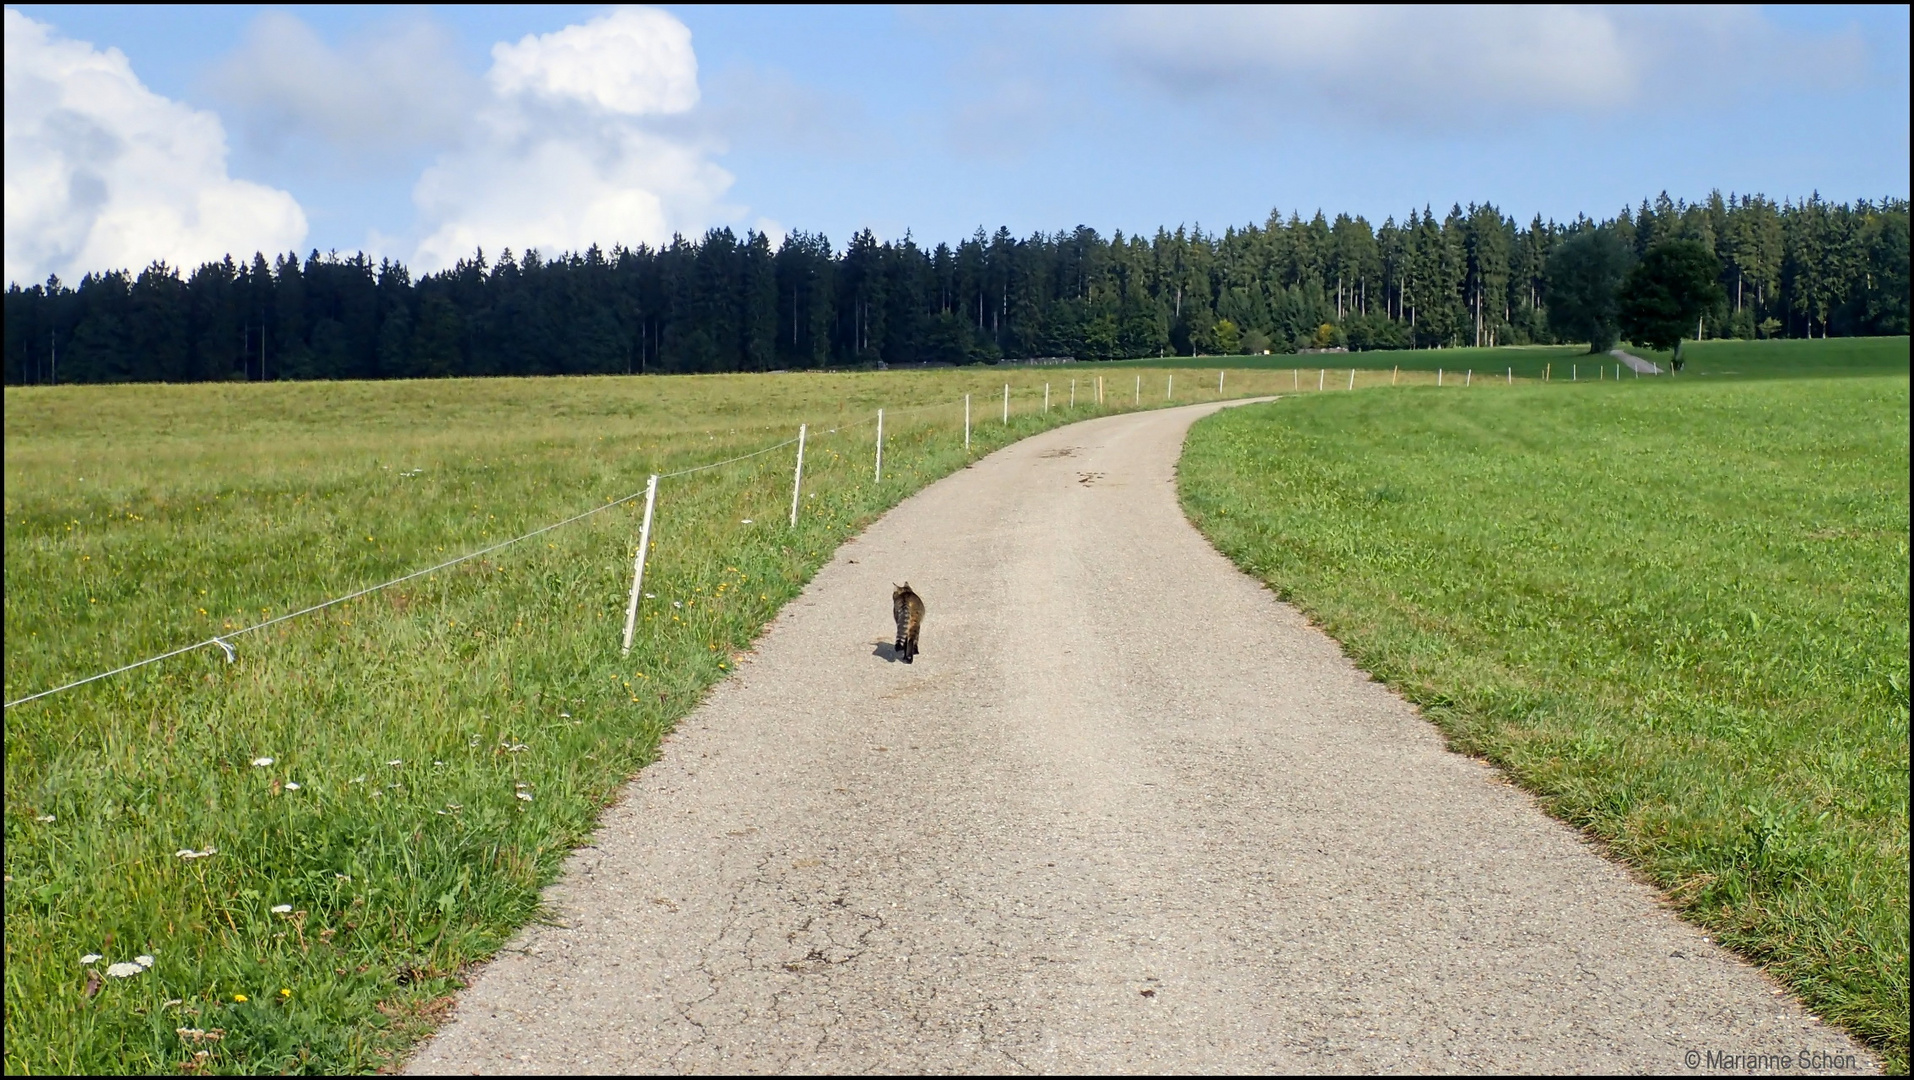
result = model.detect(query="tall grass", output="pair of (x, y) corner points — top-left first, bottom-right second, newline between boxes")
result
(1179, 371), (1910, 1070)
(5, 364), (1309, 1074)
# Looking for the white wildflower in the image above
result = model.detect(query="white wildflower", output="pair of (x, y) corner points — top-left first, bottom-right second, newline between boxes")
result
(349, 775), (365, 784)
(251, 757), (273, 767)
(36, 814), (54, 822)
(516, 792), (533, 801)
(386, 759), (403, 767)
(135, 955), (155, 968)
(740, 519), (752, 524)
(105, 962), (145, 978)
(558, 712), (570, 718)
(283, 782), (300, 791)
(81, 953), (103, 965)
(271, 904), (292, 914)
(175, 847), (217, 859)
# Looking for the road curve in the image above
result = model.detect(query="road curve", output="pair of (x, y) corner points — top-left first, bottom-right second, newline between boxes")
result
(408, 399), (1873, 1075)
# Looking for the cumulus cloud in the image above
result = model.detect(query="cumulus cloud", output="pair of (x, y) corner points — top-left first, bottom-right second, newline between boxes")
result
(3, 8), (306, 286)
(488, 6), (698, 115)
(408, 6), (733, 271)
(206, 10), (477, 159)
(1104, 5), (1865, 128)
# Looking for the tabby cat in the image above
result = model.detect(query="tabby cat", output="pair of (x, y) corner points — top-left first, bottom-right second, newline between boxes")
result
(892, 582), (924, 663)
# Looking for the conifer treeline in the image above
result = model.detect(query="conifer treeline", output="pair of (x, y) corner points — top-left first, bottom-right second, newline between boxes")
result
(4, 191), (1907, 384)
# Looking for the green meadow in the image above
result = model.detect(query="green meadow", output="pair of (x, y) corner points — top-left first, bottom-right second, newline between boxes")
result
(1179, 342), (1910, 1070)
(7, 338), (1908, 1072)
(1121, 333), (1912, 382)
(3, 364), (1301, 1074)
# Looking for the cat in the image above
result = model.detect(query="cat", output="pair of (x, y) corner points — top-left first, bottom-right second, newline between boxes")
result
(892, 582), (924, 664)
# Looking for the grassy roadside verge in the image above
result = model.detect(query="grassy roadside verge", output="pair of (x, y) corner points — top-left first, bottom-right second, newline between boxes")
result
(4, 365), (1293, 1074)
(1178, 373), (1910, 1071)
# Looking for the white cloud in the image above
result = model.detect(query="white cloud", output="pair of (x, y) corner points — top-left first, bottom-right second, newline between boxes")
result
(3, 7), (307, 286)
(488, 7), (698, 115)
(1104, 5), (1865, 128)
(206, 10), (477, 159)
(408, 7), (732, 271)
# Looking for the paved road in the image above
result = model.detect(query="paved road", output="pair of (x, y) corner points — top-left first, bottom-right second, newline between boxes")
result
(409, 400), (1873, 1075)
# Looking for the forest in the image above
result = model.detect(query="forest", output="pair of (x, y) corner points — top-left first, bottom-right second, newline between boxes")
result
(4, 191), (1907, 384)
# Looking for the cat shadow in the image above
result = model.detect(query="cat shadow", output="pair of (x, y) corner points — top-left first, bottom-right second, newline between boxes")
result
(871, 641), (909, 663)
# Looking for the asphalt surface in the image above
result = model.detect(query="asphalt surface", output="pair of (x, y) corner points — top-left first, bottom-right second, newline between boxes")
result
(409, 399), (1875, 1075)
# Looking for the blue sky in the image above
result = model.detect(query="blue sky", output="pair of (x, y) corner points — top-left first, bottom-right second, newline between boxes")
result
(6, 4), (1908, 285)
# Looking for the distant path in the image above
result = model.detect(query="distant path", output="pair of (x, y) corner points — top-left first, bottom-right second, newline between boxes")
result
(408, 400), (1871, 1074)
(1612, 347), (1665, 374)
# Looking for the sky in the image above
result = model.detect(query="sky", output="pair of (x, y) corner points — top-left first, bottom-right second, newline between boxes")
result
(5, 4), (1909, 286)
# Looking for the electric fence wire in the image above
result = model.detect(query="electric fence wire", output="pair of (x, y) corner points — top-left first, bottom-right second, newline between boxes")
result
(10, 416), (875, 710)
(5, 383), (1112, 710)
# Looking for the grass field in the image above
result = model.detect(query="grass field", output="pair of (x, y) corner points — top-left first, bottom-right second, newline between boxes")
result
(1179, 360), (1910, 1070)
(8, 339), (1907, 1072)
(1110, 343), (1584, 375)
(4, 364), (1315, 1074)
(1119, 334), (1912, 382)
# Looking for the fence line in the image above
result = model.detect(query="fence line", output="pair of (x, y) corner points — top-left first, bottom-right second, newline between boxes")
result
(7, 411), (888, 710)
(7, 371), (1265, 710)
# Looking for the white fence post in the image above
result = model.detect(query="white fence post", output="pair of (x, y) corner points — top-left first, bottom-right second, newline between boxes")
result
(1003, 383), (1009, 424)
(1294, 368), (1299, 390)
(874, 408), (883, 484)
(1318, 369), (1325, 391)
(1393, 365), (1399, 386)
(1167, 373), (1173, 400)
(1347, 368), (1355, 390)
(1466, 369), (1472, 386)
(789, 423), (806, 528)
(1573, 364), (1577, 382)
(621, 474), (659, 657)
(1219, 370), (1225, 393)
(1135, 374), (1140, 404)
(964, 394), (971, 450)
(1507, 366), (1512, 384)
(1438, 368), (1443, 386)
(1071, 377), (1076, 408)
(1044, 383), (1050, 413)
